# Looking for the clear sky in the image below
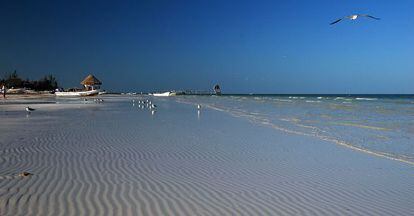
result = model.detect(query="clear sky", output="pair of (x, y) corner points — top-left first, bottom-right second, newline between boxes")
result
(1, 0), (413, 93)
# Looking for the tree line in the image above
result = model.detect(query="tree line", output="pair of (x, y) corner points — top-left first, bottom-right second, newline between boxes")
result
(0, 70), (58, 91)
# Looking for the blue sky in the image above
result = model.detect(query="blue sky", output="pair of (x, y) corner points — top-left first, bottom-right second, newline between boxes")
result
(0, 0), (413, 93)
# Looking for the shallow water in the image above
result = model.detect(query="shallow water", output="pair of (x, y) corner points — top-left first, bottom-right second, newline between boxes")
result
(176, 95), (414, 164)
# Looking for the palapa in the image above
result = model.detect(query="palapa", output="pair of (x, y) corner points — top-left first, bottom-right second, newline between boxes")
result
(81, 75), (102, 86)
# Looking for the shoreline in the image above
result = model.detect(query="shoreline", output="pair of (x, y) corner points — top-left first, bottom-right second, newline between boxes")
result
(1, 93), (55, 100)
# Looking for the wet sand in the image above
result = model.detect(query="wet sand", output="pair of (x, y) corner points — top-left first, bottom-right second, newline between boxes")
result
(0, 96), (413, 215)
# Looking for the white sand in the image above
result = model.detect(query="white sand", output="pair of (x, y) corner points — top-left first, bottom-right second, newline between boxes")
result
(0, 96), (413, 215)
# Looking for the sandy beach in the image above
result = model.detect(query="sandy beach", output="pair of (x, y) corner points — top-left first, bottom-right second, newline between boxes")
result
(0, 95), (413, 215)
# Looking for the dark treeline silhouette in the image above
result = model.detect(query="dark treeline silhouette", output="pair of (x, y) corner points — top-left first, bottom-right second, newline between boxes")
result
(0, 70), (58, 91)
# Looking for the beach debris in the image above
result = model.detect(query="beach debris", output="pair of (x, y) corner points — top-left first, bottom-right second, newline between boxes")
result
(18, 172), (33, 177)
(25, 107), (35, 113)
(0, 172), (33, 180)
(330, 14), (380, 25)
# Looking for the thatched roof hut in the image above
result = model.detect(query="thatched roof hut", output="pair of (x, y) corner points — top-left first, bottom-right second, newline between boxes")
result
(81, 75), (102, 86)
(81, 74), (101, 90)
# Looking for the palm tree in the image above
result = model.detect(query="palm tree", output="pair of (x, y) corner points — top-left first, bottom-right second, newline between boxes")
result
(46, 75), (58, 89)
(5, 70), (22, 88)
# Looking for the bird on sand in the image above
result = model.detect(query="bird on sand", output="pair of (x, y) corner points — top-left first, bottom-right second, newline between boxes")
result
(18, 172), (33, 177)
(25, 107), (35, 113)
(330, 14), (380, 25)
(197, 104), (201, 110)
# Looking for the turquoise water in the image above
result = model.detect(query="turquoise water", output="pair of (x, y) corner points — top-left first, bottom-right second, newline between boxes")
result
(177, 95), (414, 164)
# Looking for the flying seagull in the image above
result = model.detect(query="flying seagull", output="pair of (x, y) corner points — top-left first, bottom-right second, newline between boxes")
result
(330, 14), (380, 25)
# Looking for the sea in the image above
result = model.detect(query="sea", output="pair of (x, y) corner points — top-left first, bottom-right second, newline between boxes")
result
(177, 94), (414, 165)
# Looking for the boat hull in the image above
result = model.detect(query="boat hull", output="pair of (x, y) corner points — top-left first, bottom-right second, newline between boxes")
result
(152, 92), (171, 97)
(55, 89), (100, 97)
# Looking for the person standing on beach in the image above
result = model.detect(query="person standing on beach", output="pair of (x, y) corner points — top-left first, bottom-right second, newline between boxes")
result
(2, 85), (5, 99)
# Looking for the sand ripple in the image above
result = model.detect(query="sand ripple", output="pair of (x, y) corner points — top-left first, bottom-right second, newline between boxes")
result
(1, 100), (413, 215)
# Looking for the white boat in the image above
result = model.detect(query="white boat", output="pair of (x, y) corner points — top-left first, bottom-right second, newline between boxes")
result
(55, 89), (100, 97)
(152, 91), (172, 97)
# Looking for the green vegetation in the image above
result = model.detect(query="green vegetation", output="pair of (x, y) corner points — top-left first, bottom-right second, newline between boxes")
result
(0, 70), (58, 91)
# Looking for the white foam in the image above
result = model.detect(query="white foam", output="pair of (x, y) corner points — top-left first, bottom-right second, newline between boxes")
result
(356, 98), (378, 101)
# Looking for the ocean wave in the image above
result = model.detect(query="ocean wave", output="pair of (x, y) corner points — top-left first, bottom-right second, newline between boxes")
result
(330, 122), (390, 131)
(334, 97), (353, 101)
(355, 98), (378, 101)
(274, 99), (292, 102)
(279, 118), (300, 122)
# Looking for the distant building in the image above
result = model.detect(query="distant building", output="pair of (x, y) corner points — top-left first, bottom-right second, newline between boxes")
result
(81, 75), (102, 90)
